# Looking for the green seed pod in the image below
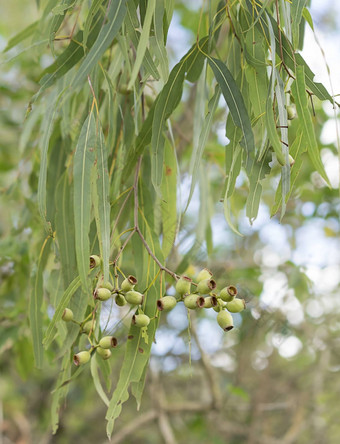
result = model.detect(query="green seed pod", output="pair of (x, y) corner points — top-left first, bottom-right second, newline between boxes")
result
(125, 290), (144, 306)
(62, 308), (74, 322)
(287, 105), (296, 120)
(196, 268), (212, 282)
(183, 294), (205, 310)
(121, 275), (138, 292)
(96, 347), (112, 360)
(217, 310), (234, 332)
(213, 298), (227, 312)
(219, 285), (238, 302)
(73, 350), (91, 366)
(132, 314), (150, 328)
(99, 336), (118, 349)
(115, 294), (127, 306)
(197, 278), (217, 295)
(203, 295), (218, 309)
(157, 296), (177, 312)
(176, 276), (192, 295)
(82, 320), (96, 335)
(226, 298), (246, 313)
(89, 255), (101, 269)
(101, 281), (114, 291)
(94, 287), (112, 301)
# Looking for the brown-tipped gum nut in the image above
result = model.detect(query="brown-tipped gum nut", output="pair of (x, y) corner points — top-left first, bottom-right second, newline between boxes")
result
(125, 290), (144, 306)
(121, 275), (138, 292)
(196, 268), (213, 282)
(226, 298), (246, 313)
(175, 276), (192, 295)
(99, 336), (118, 349)
(73, 350), (91, 366)
(94, 287), (112, 301)
(62, 308), (74, 322)
(157, 296), (177, 312)
(82, 320), (96, 334)
(217, 310), (234, 332)
(219, 285), (237, 302)
(89, 255), (101, 269)
(197, 278), (216, 295)
(183, 294), (205, 310)
(115, 294), (127, 306)
(96, 347), (112, 360)
(203, 295), (218, 308)
(132, 314), (150, 328)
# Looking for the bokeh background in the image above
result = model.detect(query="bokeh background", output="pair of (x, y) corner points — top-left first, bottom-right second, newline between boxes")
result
(1, 1), (339, 443)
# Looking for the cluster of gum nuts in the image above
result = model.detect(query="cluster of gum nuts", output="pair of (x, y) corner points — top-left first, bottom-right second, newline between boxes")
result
(61, 257), (246, 366)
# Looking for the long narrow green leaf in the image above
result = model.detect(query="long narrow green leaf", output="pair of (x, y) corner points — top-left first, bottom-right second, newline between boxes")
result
(246, 150), (271, 222)
(152, 0), (169, 82)
(55, 172), (77, 286)
(271, 132), (305, 216)
(43, 276), (81, 349)
(91, 355), (110, 406)
(187, 86), (220, 209)
(151, 60), (186, 189)
(83, 0), (104, 51)
(72, 0), (127, 86)
(37, 93), (59, 228)
(160, 140), (177, 257)
(93, 124), (110, 282)
(291, 0), (308, 47)
(127, 0), (156, 89)
(291, 65), (330, 185)
(29, 236), (52, 368)
(125, 0), (160, 80)
(73, 112), (96, 292)
(51, 354), (71, 434)
(4, 20), (38, 52)
(208, 57), (255, 167)
(275, 72), (290, 217)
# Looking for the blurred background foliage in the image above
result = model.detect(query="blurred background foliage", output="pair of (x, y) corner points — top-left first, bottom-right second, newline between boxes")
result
(1, 1), (340, 443)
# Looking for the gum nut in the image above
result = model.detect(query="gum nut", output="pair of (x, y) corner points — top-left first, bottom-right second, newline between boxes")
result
(125, 290), (144, 305)
(197, 278), (217, 295)
(99, 336), (118, 349)
(115, 294), (127, 306)
(217, 310), (234, 332)
(183, 294), (205, 309)
(121, 275), (138, 292)
(226, 298), (246, 313)
(203, 295), (218, 308)
(196, 268), (213, 282)
(73, 350), (91, 366)
(132, 314), (150, 328)
(96, 347), (112, 360)
(89, 255), (101, 269)
(82, 320), (96, 334)
(157, 296), (177, 312)
(62, 308), (74, 322)
(176, 276), (192, 295)
(94, 287), (112, 301)
(219, 286), (237, 302)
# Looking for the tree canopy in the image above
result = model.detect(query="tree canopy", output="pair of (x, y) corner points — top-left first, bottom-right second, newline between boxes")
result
(1, 0), (339, 442)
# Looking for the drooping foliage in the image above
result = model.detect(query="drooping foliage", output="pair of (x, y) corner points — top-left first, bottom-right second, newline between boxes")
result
(4, 0), (337, 437)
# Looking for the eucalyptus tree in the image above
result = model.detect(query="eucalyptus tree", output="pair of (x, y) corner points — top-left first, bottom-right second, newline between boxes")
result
(3, 0), (337, 438)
